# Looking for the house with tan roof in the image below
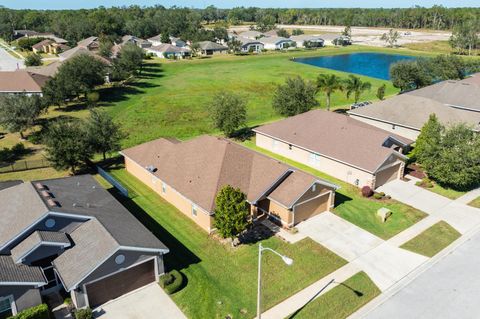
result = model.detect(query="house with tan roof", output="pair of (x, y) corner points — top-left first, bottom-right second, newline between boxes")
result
(254, 110), (412, 189)
(348, 80), (480, 140)
(0, 175), (168, 315)
(121, 135), (339, 231)
(0, 71), (50, 96)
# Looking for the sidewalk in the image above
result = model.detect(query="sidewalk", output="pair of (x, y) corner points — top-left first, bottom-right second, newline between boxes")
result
(455, 187), (480, 205)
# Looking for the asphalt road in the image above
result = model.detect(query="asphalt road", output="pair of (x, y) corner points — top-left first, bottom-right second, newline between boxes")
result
(0, 45), (24, 71)
(365, 230), (480, 319)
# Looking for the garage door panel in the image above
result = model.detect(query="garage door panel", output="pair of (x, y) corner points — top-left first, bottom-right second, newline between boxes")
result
(294, 193), (330, 224)
(375, 164), (401, 188)
(86, 259), (155, 308)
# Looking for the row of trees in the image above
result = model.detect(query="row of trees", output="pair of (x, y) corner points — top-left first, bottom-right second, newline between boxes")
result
(390, 54), (480, 91)
(415, 115), (480, 190)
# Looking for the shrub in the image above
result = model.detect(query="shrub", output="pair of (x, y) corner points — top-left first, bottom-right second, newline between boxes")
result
(74, 308), (93, 319)
(373, 192), (385, 200)
(7, 303), (49, 319)
(361, 186), (373, 197)
(159, 270), (183, 294)
(417, 177), (434, 188)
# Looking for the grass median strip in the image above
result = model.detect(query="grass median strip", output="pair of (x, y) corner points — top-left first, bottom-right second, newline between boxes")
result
(286, 271), (380, 319)
(400, 221), (461, 257)
(468, 197), (480, 209)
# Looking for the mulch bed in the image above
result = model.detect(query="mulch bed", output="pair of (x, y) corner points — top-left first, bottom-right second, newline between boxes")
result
(405, 163), (426, 179)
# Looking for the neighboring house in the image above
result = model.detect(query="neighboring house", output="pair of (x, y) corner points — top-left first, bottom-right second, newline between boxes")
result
(317, 34), (351, 45)
(27, 60), (63, 78)
(238, 30), (265, 40)
(290, 35), (325, 48)
(145, 44), (191, 59)
(147, 35), (186, 47)
(260, 37), (296, 50)
(13, 30), (68, 45)
(0, 71), (50, 96)
(76, 36), (100, 51)
(348, 80), (480, 140)
(121, 135), (339, 231)
(0, 175), (168, 316)
(120, 35), (152, 48)
(32, 39), (70, 54)
(58, 46), (111, 65)
(237, 37), (264, 53)
(196, 41), (228, 55)
(254, 110), (412, 189)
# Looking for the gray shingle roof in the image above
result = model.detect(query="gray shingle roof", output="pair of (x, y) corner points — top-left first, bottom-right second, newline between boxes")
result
(11, 231), (70, 263)
(53, 219), (119, 290)
(0, 180), (22, 191)
(0, 255), (46, 285)
(197, 41), (227, 51)
(0, 183), (49, 250)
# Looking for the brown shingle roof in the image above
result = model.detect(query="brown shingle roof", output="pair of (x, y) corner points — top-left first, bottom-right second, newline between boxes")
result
(122, 136), (336, 212)
(32, 39), (52, 50)
(254, 110), (411, 173)
(268, 171), (317, 208)
(0, 71), (50, 93)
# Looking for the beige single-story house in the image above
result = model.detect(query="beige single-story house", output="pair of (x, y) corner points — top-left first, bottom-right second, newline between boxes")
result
(290, 35), (325, 48)
(254, 110), (413, 189)
(197, 41), (228, 55)
(0, 71), (50, 96)
(260, 36), (296, 50)
(121, 136), (339, 231)
(145, 44), (191, 59)
(32, 39), (70, 54)
(237, 37), (264, 53)
(238, 30), (265, 40)
(348, 80), (480, 140)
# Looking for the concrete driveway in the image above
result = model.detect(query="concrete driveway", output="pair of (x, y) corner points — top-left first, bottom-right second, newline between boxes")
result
(0, 45), (23, 71)
(296, 212), (384, 261)
(94, 283), (186, 319)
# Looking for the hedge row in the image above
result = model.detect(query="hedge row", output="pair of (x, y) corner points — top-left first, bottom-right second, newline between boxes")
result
(8, 303), (49, 319)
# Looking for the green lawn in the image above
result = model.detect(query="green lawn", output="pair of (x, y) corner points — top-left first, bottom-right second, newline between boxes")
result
(415, 181), (466, 200)
(469, 197), (480, 209)
(286, 272), (380, 319)
(242, 139), (427, 240)
(400, 221), (461, 257)
(103, 167), (347, 319)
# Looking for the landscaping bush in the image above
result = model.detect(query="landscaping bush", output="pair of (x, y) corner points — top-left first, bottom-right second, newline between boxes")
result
(7, 303), (49, 319)
(361, 186), (373, 197)
(159, 270), (183, 294)
(74, 308), (93, 319)
(373, 192), (385, 200)
(417, 177), (434, 189)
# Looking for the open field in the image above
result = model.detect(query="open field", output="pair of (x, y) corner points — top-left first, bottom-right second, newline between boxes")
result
(242, 139), (427, 240)
(102, 167), (347, 319)
(287, 271), (380, 319)
(400, 221), (461, 257)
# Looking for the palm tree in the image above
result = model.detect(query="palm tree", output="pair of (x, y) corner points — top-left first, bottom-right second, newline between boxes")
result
(344, 75), (372, 104)
(316, 74), (344, 111)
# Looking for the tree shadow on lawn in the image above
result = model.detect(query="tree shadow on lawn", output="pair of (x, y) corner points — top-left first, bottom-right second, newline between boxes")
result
(137, 63), (164, 79)
(96, 85), (147, 105)
(105, 187), (201, 272)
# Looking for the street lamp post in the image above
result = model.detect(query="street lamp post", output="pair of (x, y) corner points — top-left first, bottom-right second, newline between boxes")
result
(257, 243), (293, 319)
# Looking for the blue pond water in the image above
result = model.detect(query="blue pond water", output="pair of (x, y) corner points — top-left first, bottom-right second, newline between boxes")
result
(294, 52), (417, 80)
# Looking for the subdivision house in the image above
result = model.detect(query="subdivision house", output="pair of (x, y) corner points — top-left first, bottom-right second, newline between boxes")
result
(348, 80), (480, 140)
(197, 41), (228, 55)
(0, 71), (50, 96)
(290, 35), (325, 48)
(237, 37), (264, 53)
(253, 110), (412, 189)
(0, 175), (168, 316)
(32, 39), (70, 54)
(145, 44), (191, 59)
(238, 30), (264, 40)
(260, 36), (296, 50)
(121, 136), (339, 232)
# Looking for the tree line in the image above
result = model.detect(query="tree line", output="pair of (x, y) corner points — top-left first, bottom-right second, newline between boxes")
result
(1, 5), (479, 44)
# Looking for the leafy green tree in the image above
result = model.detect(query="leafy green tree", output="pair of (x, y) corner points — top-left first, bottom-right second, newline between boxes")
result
(276, 28), (290, 38)
(214, 185), (250, 239)
(427, 124), (480, 190)
(414, 114), (443, 166)
(98, 39), (113, 58)
(316, 74), (344, 111)
(380, 29), (400, 47)
(24, 53), (42, 66)
(342, 25), (352, 38)
(390, 60), (431, 91)
(227, 38), (242, 54)
(0, 95), (45, 139)
(343, 75), (371, 103)
(190, 42), (201, 57)
(273, 76), (318, 116)
(112, 43), (144, 80)
(17, 37), (42, 51)
(450, 19), (479, 56)
(85, 109), (125, 160)
(44, 119), (93, 174)
(86, 91), (100, 107)
(161, 33), (170, 44)
(425, 55), (467, 81)
(209, 91), (247, 137)
(376, 84), (386, 100)
(292, 28), (304, 36)
(255, 13), (276, 32)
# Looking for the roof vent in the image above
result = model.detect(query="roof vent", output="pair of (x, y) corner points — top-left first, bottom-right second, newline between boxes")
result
(73, 203), (77, 207)
(77, 182), (80, 187)
(34, 183), (47, 190)
(86, 203), (91, 208)
(46, 199), (58, 207)
(40, 190), (52, 198)
(92, 185), (96, 189)
(146, 165), (157, 173)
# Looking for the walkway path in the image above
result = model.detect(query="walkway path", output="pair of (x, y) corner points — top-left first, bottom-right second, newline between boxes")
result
(0, 42), (24, 71)
(455, 187), (480, 205)
(261, 179), (480, 319)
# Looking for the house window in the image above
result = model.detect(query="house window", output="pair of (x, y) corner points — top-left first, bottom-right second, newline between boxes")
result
(192, 204), (198, 216)
(162, 182), (166, 194)
(0, 296), (14, 318)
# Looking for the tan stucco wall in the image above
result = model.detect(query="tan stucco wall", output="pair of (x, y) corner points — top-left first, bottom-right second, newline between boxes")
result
(293, 192), (331, 224)
(258, 198), (293, 226)
(256, 133), (376, 188)
(124, 157), (214, 232)
(348, 114), (420, 141)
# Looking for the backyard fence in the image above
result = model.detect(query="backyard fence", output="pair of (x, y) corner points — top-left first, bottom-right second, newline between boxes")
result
(96, 166), (129, 197)
(0, 159), (51, 174)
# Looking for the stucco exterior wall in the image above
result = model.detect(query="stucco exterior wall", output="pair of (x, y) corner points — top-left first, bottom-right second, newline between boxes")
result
(293, 192), (331, 224)
(263, 199), (294, 226)
(124, 157), (214, 232)
(255, 133), (375, 188)
(348, 114), (420, 141)
(0, 286), (42, 313)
